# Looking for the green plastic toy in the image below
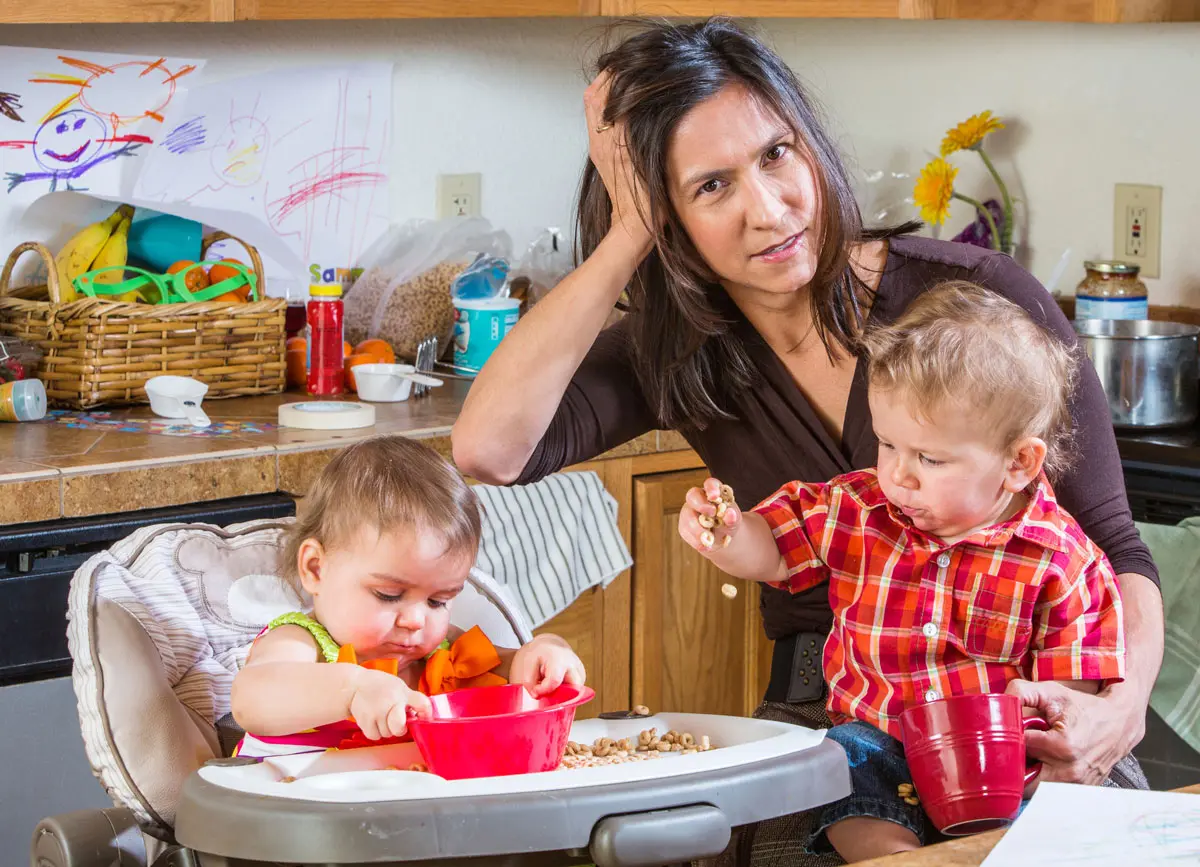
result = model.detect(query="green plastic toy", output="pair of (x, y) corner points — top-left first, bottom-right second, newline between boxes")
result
(72, 260), (260, 305)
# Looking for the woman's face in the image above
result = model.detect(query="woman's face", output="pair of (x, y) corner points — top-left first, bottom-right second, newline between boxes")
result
(666, 84), (820, 302)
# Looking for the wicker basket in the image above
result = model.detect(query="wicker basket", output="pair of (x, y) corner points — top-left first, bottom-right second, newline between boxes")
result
(0, 232), (286, 409)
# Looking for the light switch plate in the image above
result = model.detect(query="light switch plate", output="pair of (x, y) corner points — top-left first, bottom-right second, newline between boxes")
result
(1113, 183), (1162, 279)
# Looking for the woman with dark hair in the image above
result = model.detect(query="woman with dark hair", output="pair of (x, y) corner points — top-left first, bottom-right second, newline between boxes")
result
(453, 17), (1162, 864)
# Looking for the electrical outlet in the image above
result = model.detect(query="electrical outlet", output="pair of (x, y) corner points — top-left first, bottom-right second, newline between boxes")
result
(436, 173), (482, 219)
(1113, 183), (1162, 278)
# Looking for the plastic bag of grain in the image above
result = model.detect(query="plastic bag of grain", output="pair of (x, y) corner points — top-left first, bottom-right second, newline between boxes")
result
(345, 218), (512, 360)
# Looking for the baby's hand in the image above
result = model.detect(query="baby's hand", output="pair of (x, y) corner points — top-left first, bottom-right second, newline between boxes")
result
(679, 478), (740, 554)
(509, 634), (586, 698)
(348, 668), (433, 740)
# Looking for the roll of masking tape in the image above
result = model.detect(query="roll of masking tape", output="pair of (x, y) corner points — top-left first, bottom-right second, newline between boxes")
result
(278, 401), (376, 430)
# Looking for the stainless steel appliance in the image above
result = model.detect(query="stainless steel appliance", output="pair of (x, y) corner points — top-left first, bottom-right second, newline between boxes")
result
(1075, 319), (1200, 429)
(0, 493), (295, 862)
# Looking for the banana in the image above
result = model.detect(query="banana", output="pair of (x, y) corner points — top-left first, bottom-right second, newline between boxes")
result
(91, 214), (137, 302)
(53, 204), (134, 303)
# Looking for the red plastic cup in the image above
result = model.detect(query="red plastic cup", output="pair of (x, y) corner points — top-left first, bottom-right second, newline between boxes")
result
(900, 693), (1049, 836)
(407, 683), (594, 780)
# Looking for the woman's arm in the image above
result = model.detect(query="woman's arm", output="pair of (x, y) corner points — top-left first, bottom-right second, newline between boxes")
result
(980, 254), (1164, 781)
(453, 231), (651, 484)
(1010, 575), (1162, 783)
(453, 73), (655, 485)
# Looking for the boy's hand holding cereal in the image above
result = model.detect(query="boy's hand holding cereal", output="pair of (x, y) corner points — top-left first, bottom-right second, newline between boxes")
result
(509, 634), (587, 698)
(679, 478), (740, 553)
(676, 479), (787, 586)
(348, 667), (434, 740)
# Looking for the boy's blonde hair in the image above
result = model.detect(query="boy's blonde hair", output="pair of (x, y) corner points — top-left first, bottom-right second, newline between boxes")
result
(862, 281), (1077, 477)
(283, 436), (481, 582)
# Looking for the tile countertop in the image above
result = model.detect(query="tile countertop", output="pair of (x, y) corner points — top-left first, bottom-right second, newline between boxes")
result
(4, 379), (1192, 528)
(0, 383), (689, 526)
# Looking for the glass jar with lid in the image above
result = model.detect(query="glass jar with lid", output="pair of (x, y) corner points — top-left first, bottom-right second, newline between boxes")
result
(1074, 260), (1148, 321)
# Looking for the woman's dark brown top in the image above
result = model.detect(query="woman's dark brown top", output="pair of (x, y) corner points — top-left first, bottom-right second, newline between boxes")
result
(515, 236), (1158, 639)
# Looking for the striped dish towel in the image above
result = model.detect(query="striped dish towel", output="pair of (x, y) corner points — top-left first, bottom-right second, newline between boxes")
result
(472, 471), (632, 628)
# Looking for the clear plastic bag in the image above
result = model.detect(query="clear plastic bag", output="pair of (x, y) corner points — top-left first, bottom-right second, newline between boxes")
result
(345, 217), (512, 360)
(509, 228), (573, 315)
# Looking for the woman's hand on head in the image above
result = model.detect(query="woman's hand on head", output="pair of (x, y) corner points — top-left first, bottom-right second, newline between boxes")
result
(583, 70), (654, 253)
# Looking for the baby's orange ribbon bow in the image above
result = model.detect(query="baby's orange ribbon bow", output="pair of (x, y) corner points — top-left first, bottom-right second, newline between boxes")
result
(420, 625), (507, 696)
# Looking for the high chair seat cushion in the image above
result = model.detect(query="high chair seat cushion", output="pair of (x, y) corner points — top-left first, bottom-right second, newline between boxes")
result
(67, 516), (534, 837)
(90, 598), (221, 831)
(69, 519), (292, 835)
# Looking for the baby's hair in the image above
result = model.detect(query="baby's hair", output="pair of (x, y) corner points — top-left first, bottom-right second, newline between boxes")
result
(283, 436), (481, 583)
(861, 281), (1077, 477)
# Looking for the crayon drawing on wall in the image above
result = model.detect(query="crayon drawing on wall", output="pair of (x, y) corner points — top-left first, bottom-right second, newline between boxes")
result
(0, 48), (202, 201)
(132, 63), (394, 289)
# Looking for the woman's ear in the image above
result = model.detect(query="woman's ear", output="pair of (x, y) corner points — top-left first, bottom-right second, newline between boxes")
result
(1004, 436), (1048, 492)
(295, 538), (326, 596)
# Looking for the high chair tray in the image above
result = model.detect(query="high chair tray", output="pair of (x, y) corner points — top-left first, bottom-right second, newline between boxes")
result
(177, 713), (849, 866)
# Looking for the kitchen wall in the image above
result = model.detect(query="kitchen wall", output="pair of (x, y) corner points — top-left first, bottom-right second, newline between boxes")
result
(3, 17), (1199, 304)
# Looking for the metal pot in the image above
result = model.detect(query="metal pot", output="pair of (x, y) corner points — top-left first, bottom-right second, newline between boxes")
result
(1074, 319), (1200, 429)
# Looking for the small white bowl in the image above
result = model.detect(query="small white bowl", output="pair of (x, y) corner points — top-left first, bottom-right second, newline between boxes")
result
(352, 363), (442, 402)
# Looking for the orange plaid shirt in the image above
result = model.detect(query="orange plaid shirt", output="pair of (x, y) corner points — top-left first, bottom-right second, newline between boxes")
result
(753, 470), (1125, 739)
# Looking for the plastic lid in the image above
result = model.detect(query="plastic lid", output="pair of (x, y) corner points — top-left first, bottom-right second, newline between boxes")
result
(309, 284), (343, 297)
(8, 378), (47, 421)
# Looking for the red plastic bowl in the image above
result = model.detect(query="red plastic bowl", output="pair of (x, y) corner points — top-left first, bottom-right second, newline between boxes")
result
(407, 683), (594, 780)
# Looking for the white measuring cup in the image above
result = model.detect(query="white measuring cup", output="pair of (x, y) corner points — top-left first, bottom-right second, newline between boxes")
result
(352, 364), (443, 402)
(145, 375), (211, 428)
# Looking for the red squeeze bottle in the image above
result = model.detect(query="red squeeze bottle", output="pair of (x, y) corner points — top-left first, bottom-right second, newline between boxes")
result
(306, 284), (345, 395)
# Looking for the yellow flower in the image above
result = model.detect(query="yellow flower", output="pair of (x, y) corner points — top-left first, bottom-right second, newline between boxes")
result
(940, 111), (1005, 156)
(912, 158), (958, 225)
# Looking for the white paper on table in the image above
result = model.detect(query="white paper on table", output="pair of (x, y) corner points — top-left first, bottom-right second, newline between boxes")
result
(128, 63), (394, 295)
(0, 48), (202, 202)
(982, 781), (1200, 866)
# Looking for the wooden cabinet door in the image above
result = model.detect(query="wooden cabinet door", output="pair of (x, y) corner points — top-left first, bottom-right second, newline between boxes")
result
(1, 0), (232, 22)
(238, 0), (599, 20)
(919, 0), (1200, 21)
(598, 0), (1200, 20)
(632, 468), (772, 717)
(530, 457), (635, 719)
(599, 0), (900, 16)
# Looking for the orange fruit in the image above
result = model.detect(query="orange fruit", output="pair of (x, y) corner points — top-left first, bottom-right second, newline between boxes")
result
(167, 260), (210, 293)
(211, 291), (245, 304)
(208, 258), (244, 284)
(344, 341), (353, 358)
(286, 348), (307, 388)
(354, 338), (395, 365)
(286, 336), (306, 351)
(343, 352), (377, 392)
(209, 258), (252, 301)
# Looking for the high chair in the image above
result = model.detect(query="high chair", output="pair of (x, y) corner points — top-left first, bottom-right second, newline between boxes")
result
(29, 516), (530, 867)
(31, 517), (850, 867)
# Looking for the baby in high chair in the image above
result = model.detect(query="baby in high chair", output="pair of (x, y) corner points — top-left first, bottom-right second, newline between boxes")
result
(231, 435), (586, 757)
(678, 283), (1126, 863)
